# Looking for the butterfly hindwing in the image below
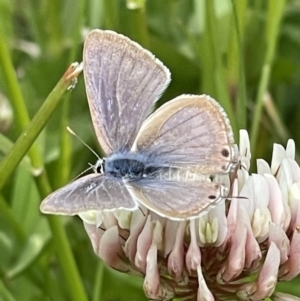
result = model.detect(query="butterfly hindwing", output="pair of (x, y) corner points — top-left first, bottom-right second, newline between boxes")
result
(125, 178), (226, 220)
(133, 94), (238, 174)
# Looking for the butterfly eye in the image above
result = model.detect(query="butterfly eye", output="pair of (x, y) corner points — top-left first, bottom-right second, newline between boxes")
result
(94, 158), (104, 174)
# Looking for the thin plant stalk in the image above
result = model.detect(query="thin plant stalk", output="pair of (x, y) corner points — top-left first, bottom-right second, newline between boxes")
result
(231, 0), (247, 131)
(204, 0), (238, 138)
(0, 53), (88, 301)
(0, 64), (82, 189)
(250, 0), (286, 150)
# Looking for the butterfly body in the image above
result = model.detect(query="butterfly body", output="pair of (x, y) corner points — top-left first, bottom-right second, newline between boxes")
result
(40, 30), (239, 220)
(103, 152), (161, 179)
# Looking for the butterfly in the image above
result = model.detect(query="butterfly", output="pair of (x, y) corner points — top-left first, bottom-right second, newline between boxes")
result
(40, 29), (238, 220)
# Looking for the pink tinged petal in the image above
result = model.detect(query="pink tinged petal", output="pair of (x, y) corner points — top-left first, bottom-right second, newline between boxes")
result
(273, 292), (300, 301)
(135, 215), (152, 273)
(164, 220), (179, 257)
(144, 244), (161, 299)
(268, 223), (290, 264)
(265, 174), (291, 231)
(224, 179), (239, 244)
(167, 221), (186, 282)
(252, 207), (271, 240)
(240, 174), (272, 240)
(237, 177), (254, 214)
(289, 182), (300, 230)
(250, 242), (280, 301)
(244, 216), (262, 269)
(257, 159), (272, 175)
(197, 265), (215, 301)
(233, 205), (262, 269)
(124, 209), (147, 263)
(101, 211), (118, 229)
(276, 163), (293, 230)
(152, 220), (163, 251)
(144, 221), (175, 300)
(150, 211), (167, 228)
(279, 208), (300, 280)
(186, 219), (201, 275)
(239, 175), (269, 228)
(271, 143), (287, 175)
(264, 174), (287, 226)
(221, 214), (247, 282)
(98, 225), (129, 272)
(251, 174), (270, 208)
(83, 222), (105, 254)
(237, 165), (250, 192)
(198, 202), (227, 247)
(212, 202), (228, 246)
(239, 129), (251, 170)
(280, 159), (295, 190)
(236, 130), (251, 192)
(288, 159), (300, 182)
(279, 158), (300, 223)
(286, 139), (296, 160)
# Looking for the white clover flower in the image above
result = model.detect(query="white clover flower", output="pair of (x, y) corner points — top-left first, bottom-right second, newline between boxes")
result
(81, 130), (300, 301)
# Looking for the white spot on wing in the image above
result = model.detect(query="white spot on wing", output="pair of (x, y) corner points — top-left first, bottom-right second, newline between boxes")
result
(85, 182), (97, 193)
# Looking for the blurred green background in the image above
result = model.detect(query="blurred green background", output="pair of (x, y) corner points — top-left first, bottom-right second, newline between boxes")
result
(0, 0), (300, 300)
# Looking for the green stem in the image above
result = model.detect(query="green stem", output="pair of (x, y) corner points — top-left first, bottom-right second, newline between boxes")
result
(0, 194), (25, 241)
(205, 0), (238, 138)
(0, 56), (87, 301)
(0, 30), (30, 131)
(125, 1), (149, 48)
(92, 262), (105, 301)
(0, 279), (16, 301)
(0, 64), (82, 189)
(34, 163), (89, 301)
(263, 93), (290, 142)
(0, 28), (43, 169)
(250, 0), (286, 150)
(89, 0), (104, 28)
(231, 0), (247, 131)
(48, 216), (89, 301)
(103, 0), (120, 30)
(53, 99), (72, 189)
(54, 0), (84, 189)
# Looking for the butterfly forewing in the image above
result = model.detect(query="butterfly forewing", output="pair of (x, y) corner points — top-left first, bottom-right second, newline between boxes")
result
(133, 94), (238, 174)
(125, 179), (226, 220)
(83, 30), (171, 154)
(40, 174), (137, 215)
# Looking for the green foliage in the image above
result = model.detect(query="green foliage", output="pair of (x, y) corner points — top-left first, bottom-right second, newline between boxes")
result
(0, 0), (300, 300)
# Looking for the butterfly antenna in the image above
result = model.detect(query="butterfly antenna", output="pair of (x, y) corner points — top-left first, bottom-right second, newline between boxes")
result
(67, 126), (100, 160)
(72, 164), (94, 181)
(226, 196), (248, 200)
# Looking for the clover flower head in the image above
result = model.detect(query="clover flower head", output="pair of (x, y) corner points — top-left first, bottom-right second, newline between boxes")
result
(80, 130), (300, 301)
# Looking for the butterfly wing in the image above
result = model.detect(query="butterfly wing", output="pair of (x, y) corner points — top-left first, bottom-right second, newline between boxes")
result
(83, 30), (171, 154)
(132, 94), (238, 174)
(40, 174), (137, 215)
(125, 178), (226, 220)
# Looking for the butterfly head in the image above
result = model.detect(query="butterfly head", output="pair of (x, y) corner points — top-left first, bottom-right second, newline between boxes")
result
(93, 158), (105, 174)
